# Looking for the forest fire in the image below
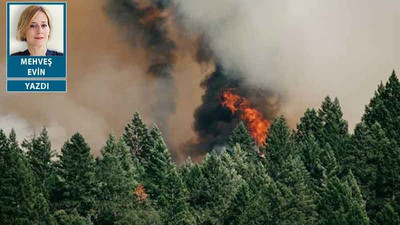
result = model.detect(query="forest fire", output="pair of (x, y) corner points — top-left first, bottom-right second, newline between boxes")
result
(221, 91), (271, 146)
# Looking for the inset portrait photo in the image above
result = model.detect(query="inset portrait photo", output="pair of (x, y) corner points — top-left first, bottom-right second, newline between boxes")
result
(8, 3), (65, 56)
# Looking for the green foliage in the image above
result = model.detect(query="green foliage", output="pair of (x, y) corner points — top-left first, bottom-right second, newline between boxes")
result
(2, 73), (400, 225)
(53, 210), (92, 225)
(358, 71), (400, 224)
(227, 121), (256, 154)
(116, 205), (162, 225)
(296, 108), (324, 143)
(220, 145), (276, 224)
(141, 125), (174, 201)
(160, 168), (193, 225)
(375, 203), (400, 225)
(298, 133), (339, 190)
(182, 151), (244, 224)
(22, 128), (56, 200)
(0, 129), (56, 225)
(123, 112), (151, 159)
(347, 122), (400, 222)
(266, 116), (296, 179)
(94, 133), (138, 225)
(363, 71), (400, 143)
(57, 133), (96, 218)
(223, 183), (259, 225)
(318, 96), (350, 162)
(266, 117), (317, 224)
(318, 172), (369, 225)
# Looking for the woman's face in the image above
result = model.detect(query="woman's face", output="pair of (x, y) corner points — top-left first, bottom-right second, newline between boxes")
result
(25, 11), (50, 47)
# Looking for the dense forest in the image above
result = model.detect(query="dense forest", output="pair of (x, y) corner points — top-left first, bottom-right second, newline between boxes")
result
(1, 71), (399, 225)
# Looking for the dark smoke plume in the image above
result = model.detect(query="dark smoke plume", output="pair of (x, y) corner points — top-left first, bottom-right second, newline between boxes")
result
(105, 0), (177, 134)
(195, 35), (214, 65)
(183, 63), (280, 159)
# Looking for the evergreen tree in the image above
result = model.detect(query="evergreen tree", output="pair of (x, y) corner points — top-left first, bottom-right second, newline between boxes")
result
(357, 71), (400, 223)
(94, 133), (138, 225)
(375, 203), (400, 225)
(363, 71), (400, 143)
(266, 116), (298, 178)
(137, 126), (193, 224)
(347, 122), (400, 223)
(184, 151), (243, 224)
(223, 182), (258, 225)
(123, 112), (151, 159)
(116, 204), (162, 225)
(160, 168), (193, 225)
(317, 172), (369, 225)
(318, 96), (349, 162)
(141, 125), (174, 201)
(0, 129), (55, 225)
(298, 133), (339, 189)
(221, 144), (265, 189)
(22, 128), (56, 200)
(266, 117), (317, 224)
(276, 155), (317, 225)
(296, 108), (324, 143)
(57, 132), (96, 218)
(220, 145), (272, 224)
(180, 158), (207, 214)
(227, 121), (256, 154)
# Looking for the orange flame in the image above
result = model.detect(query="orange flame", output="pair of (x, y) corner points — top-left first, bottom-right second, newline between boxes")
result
(222, 91), (270, 146)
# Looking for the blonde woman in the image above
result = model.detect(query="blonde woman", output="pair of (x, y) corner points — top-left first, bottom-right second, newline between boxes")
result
(11, 6), (63, 56)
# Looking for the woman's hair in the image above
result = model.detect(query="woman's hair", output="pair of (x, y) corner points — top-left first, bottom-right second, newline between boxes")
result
(16, 6), (52, 41)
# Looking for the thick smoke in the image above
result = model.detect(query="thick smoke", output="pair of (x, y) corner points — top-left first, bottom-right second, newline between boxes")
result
(0, 0), (399, 162)
(182, 64), (280, 159)
(105, 0), (177, 133)
(172, 0), (400, 129)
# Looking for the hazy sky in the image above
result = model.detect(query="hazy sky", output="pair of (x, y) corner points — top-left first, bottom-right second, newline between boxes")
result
(0, 0), (399, 161)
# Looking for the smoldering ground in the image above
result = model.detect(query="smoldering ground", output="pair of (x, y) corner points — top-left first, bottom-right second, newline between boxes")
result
(0, 0), (399, 162)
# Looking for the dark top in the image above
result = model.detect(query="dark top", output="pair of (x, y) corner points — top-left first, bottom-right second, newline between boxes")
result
(11, 49), (63, 56)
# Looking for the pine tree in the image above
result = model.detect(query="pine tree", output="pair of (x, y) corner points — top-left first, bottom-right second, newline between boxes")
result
(276, 155), (317, 225)
(116, 204), (162, 225)
(298, 133), (339, 189)
(357, 71), (400, 223)
(136, 125), (194, 224)
(363, 71), (400, 143)
(317, 172), (369, 225)
(266, 116), (297, 179)
(0, 129), (55, 225)
(227, 121), (256, 154)
(57, 132), (96, 218)
(160, 168), (193, 225)
(22, 128), (56, 200)
(347, 122), (400, 223)
(184, 151), (243, 224)
(375, 203), (400, 225)
(180, 158), (206, 213)
(94, 133), (138, 224)
(219, 145), (271, 224)
(224, 182), (257, 225)
(266, 116), (317, 224)
(123, 112), (151, 160)
(141, 125), (174, 201)
(53, 210), (92, 225)
(318, 96), (349, 163)
(296, 108), (324, 143)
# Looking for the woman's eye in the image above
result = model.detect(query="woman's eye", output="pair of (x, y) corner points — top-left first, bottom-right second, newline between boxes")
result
(30, 24), (36, 28)
(41, 24), (48, 28)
